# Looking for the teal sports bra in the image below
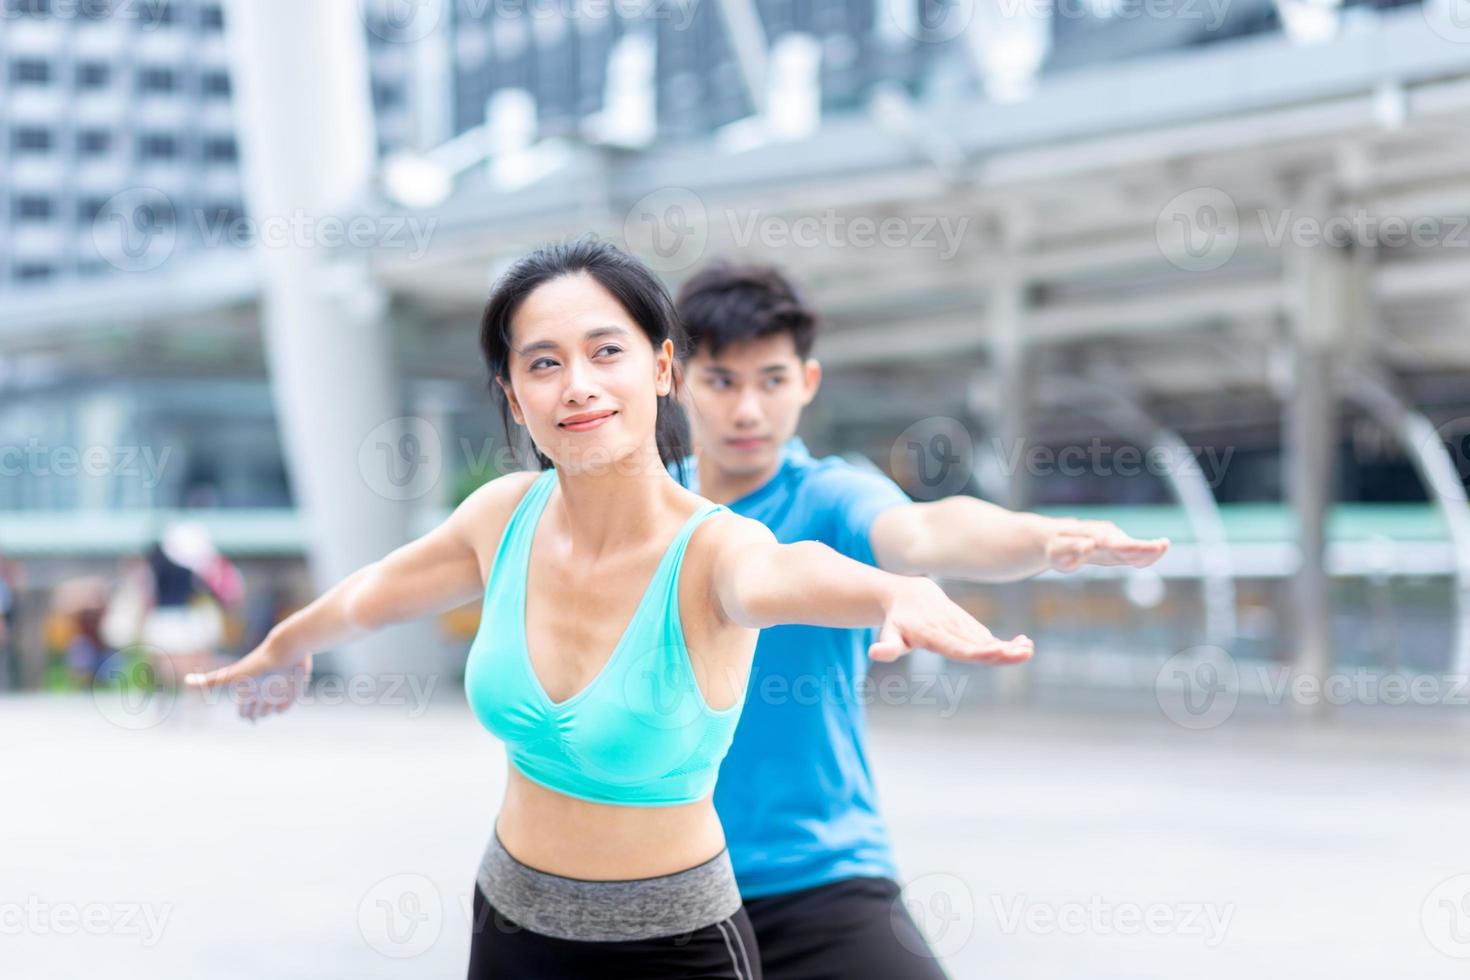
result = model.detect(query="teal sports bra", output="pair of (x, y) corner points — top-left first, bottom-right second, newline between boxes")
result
(464, 468), (746, 807)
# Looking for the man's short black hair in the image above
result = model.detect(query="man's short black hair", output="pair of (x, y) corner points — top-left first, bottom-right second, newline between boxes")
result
(674, 259), (820, 360)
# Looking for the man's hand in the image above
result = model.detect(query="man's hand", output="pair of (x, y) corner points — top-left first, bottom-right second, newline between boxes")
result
(1044, 519), (1169, 573)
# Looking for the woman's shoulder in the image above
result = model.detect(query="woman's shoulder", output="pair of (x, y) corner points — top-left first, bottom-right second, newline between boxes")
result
(446, 469), (548, 559)
(679, 496), (774, 556)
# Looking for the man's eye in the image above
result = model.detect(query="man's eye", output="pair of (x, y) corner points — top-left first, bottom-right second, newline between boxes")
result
(764, 377), (785, 388)
(596, 345), (623, 357)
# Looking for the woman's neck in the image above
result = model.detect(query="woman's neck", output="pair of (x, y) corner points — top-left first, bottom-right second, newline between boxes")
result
(548, 445), (678, 559)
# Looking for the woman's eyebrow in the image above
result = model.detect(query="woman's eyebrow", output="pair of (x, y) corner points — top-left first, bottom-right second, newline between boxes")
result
(516, 325), (629, 357)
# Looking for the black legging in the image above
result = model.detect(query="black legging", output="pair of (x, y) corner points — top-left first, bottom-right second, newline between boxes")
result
(467, 880), (762, 979)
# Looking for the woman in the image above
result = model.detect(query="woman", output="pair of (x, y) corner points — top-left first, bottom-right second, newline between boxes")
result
(186, 237), (1033, 978)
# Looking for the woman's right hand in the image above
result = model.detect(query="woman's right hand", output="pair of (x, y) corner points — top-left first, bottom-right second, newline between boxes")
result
(184, 635), (312, 722)
(868, 576), (1033, 665)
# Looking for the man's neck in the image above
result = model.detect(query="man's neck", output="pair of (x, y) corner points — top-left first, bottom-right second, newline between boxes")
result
(695, 451), (783, 505)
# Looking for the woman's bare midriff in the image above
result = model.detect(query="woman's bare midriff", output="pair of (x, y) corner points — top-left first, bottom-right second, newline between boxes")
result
(494, 767), (729, 879)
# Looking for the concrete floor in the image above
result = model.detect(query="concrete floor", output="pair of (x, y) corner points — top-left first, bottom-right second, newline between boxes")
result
(6, 686), (1470, 979)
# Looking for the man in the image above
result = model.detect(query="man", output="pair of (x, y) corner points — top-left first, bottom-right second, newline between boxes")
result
(671, 261), (1169, 979)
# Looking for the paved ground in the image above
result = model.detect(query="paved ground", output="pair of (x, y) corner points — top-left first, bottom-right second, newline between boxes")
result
(6, 685), (1470, 979)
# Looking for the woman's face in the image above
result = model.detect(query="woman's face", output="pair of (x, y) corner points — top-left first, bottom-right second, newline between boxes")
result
(498, 271), (673, 475)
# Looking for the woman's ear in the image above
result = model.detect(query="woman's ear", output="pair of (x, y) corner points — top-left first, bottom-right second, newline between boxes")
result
(655, 338), (675, 397)
(496, 377), (526, 425)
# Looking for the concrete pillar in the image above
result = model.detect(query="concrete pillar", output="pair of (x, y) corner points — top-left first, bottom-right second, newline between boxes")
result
(224, 0), (440, 681)
(1282, 204), (1353, 713)
(986, 224), (1033, 703)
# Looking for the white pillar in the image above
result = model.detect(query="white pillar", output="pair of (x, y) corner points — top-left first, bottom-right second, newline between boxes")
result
(224, 0), (440, 682)
(1282, 203), (1352, 713)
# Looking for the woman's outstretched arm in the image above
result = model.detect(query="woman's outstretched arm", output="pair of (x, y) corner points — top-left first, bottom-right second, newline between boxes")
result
(708, 515), (1033, 665)
(184, 471), (538, 716)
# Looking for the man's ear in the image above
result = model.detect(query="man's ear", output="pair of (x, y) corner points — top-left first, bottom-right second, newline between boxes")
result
(496, 377), (526, 426)
(801, 357), (823, 406)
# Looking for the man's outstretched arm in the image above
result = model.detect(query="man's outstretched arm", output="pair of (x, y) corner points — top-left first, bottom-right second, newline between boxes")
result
(868, 497), (1169, 583)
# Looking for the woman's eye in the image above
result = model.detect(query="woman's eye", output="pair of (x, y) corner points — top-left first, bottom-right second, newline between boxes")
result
(596, 345), (623, 357)
(530, 358), (556, 371)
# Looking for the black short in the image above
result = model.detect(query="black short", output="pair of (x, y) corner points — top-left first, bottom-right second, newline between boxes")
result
(742, 876), (951, 980)
(467, 880), (762, 979)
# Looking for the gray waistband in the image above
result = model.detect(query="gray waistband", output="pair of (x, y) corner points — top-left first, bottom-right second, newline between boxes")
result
(475, 828), (742, 942)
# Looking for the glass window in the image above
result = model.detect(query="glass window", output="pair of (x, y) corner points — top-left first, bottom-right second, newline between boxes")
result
(10, 60), (51, 85)
(13, 195), (55, 221)
(77, 63), (111, 88)
(13, 127), (54, 153)
(138, 133), (180, 159)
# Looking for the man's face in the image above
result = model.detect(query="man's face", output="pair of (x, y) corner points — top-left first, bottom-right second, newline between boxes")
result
(680, 332), (821, 478)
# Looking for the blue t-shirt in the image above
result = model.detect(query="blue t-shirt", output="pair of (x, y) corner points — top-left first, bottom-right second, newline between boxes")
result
(673, 436), (911, 899)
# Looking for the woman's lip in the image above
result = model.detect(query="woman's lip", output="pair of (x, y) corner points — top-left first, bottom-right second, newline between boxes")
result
(559, 411), (616, 430)
(727, 436), (769, 448)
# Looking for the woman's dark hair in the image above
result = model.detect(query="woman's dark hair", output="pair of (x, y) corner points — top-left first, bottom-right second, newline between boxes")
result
(479, 234), (692, 482)
(673, 259), (820, 360)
